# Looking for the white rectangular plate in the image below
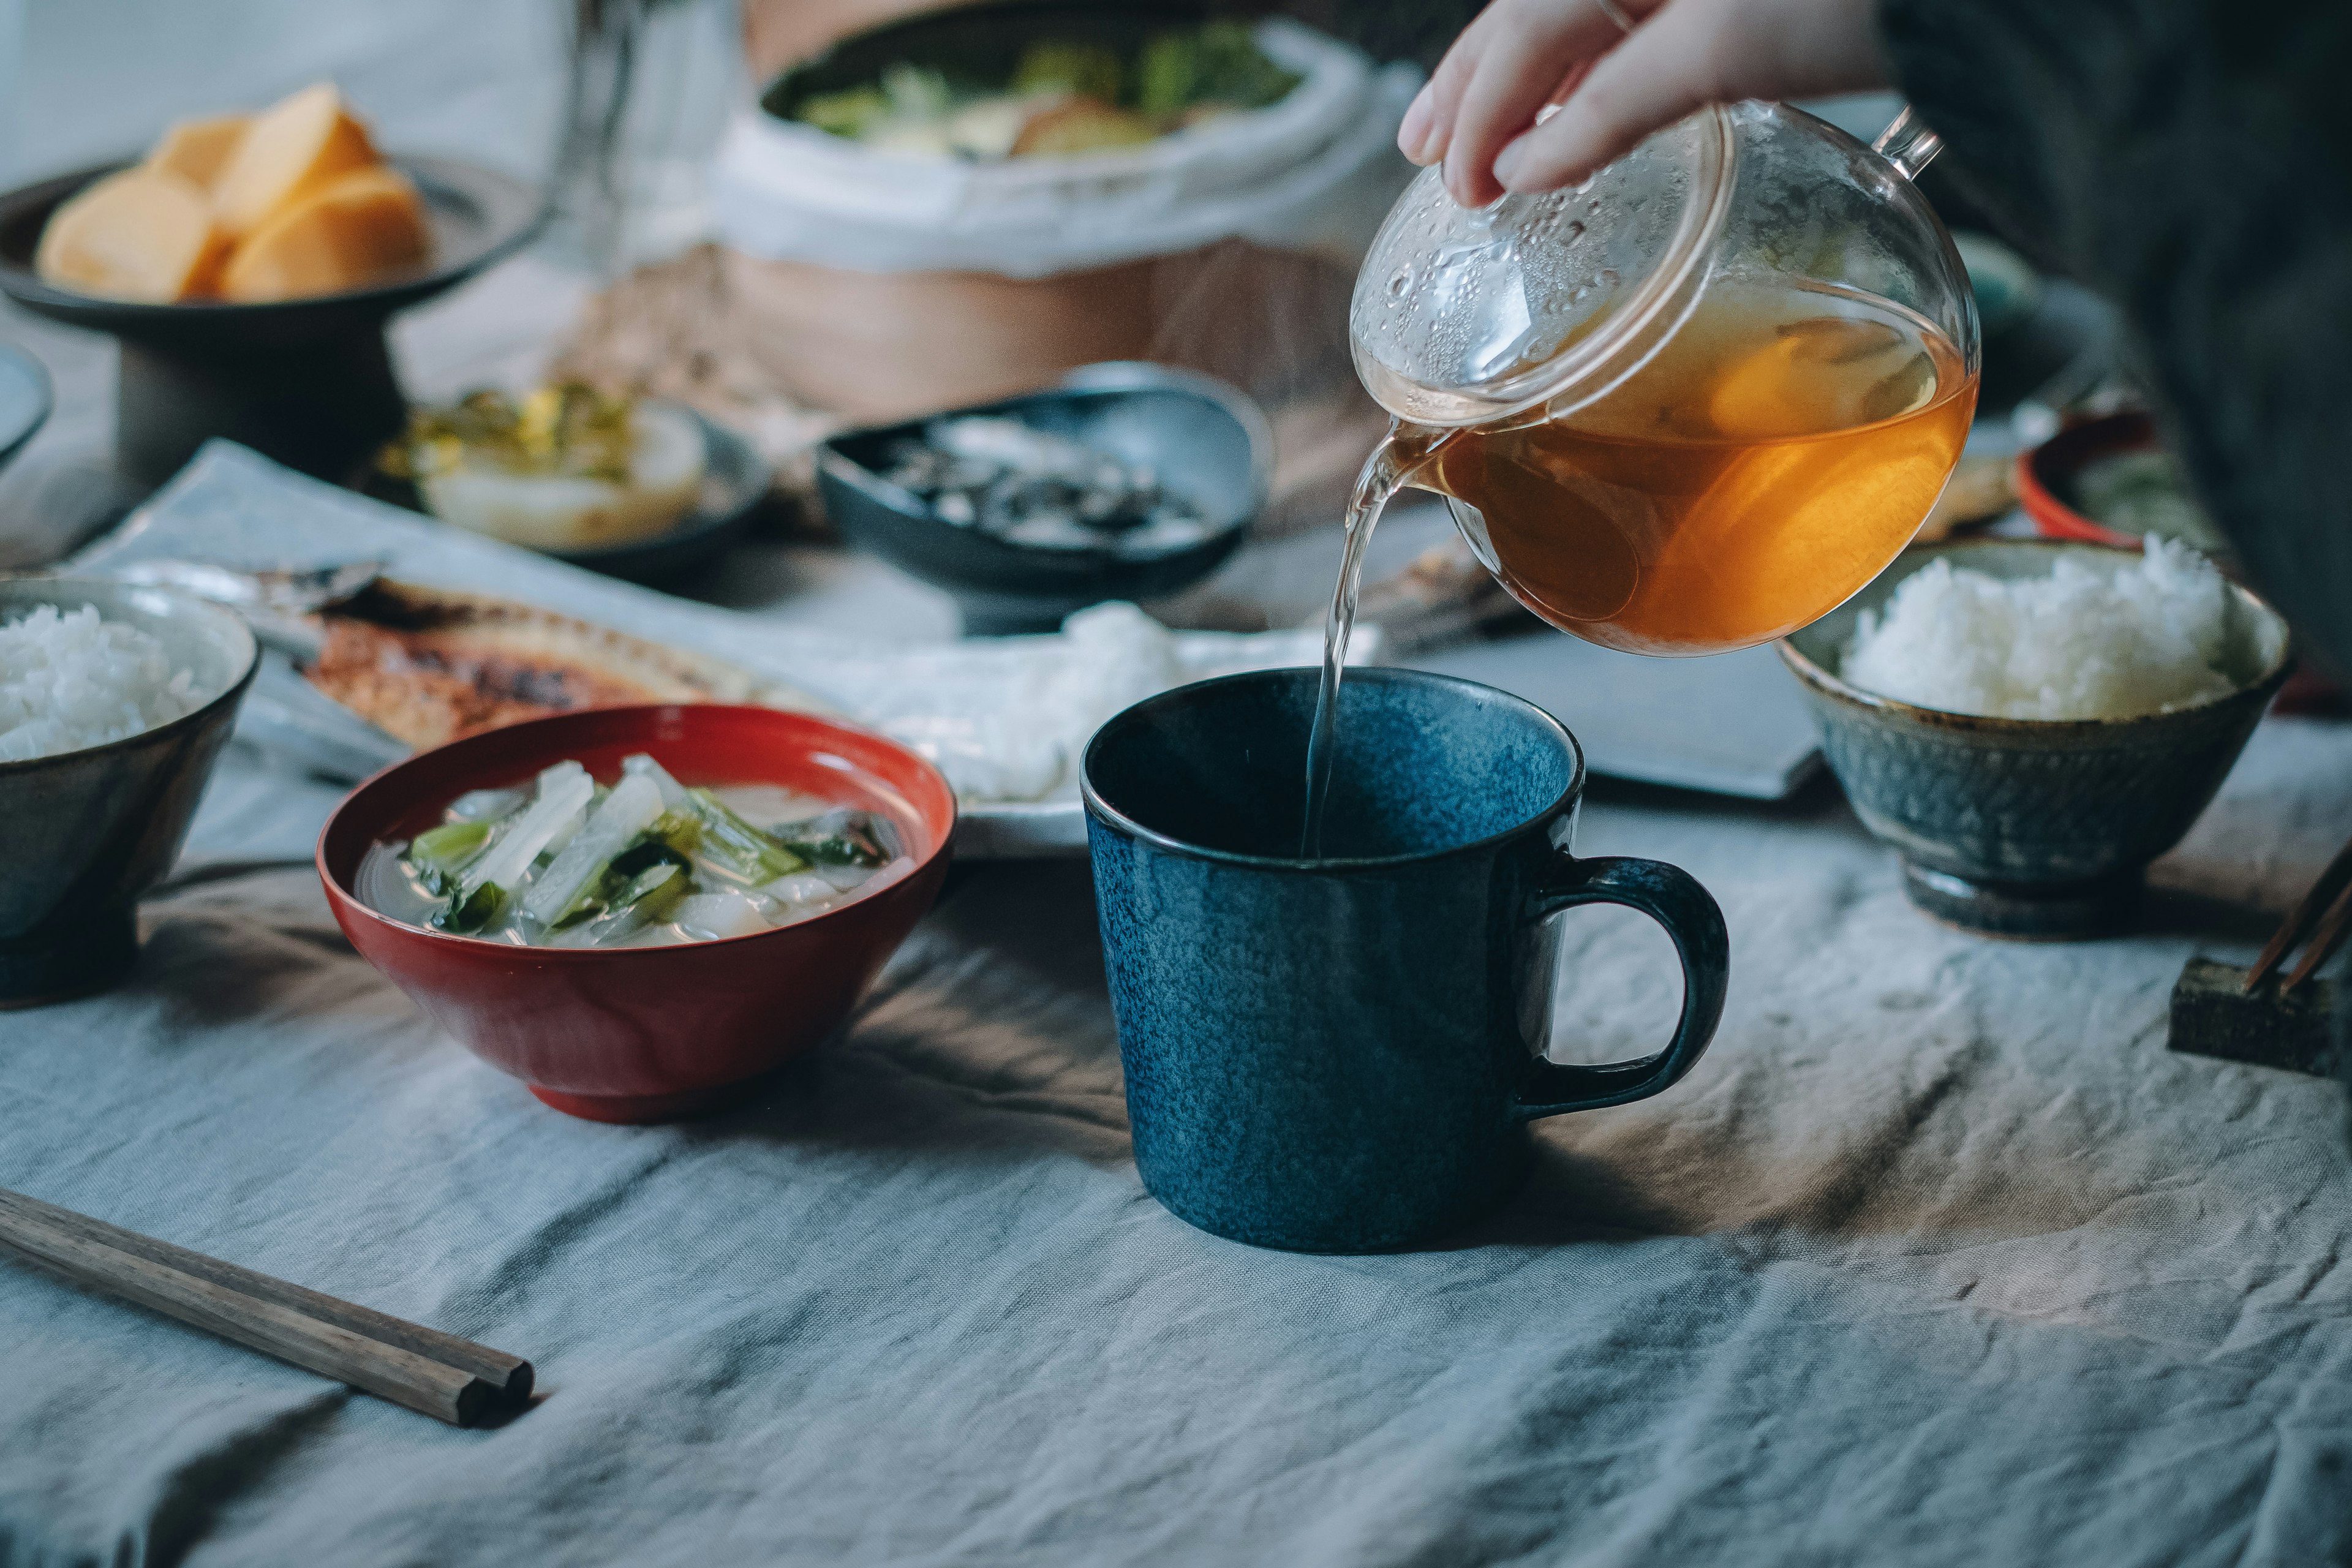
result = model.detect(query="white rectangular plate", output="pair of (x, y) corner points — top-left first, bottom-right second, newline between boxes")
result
(70, 443), (1371, 859)
(1406, 632), (1822, 801)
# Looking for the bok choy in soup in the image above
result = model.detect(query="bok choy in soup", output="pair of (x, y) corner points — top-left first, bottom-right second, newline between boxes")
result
(356, 753), (910, 947)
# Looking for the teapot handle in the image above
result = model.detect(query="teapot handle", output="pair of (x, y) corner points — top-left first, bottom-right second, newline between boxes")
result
(1872, 105), (1943, 181)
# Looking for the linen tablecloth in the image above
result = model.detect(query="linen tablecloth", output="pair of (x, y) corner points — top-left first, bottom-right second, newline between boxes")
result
(2, 702), (2348, 1565)
(4, 51), (2348, 1545)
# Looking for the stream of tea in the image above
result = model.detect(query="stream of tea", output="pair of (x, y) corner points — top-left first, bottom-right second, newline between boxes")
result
(1300, 278), (1977, 857)
(1298, 425), (1446, 858)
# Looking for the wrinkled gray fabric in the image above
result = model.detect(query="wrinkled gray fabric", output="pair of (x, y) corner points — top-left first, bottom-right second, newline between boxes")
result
(2, 716), (2350, 1567)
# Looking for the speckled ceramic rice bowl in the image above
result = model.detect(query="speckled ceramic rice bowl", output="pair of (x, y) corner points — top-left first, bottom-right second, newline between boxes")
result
(1779, 540), (2291, 938)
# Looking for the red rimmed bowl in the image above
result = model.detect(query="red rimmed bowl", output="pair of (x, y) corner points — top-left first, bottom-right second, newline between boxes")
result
(2015, 410), (2162, 549)
(318, 704), (957, 1123)
(2018, 412), (2340, 712)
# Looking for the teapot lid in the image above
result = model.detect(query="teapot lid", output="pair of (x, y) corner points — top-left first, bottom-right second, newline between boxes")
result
(1351, 107), (1736, 427)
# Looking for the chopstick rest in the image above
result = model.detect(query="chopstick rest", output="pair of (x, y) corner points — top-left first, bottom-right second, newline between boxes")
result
(0, 1186), (532, 1427)
(2169, 829), (2352, 1079)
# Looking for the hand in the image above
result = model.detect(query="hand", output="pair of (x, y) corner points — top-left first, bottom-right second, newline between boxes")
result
(1398, 0), (1892, 206)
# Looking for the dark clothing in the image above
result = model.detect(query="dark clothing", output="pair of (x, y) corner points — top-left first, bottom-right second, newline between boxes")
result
(1879, 0), (2352, 677)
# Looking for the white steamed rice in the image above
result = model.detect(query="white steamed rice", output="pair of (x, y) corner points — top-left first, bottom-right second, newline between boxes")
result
(1841, 538), (2241, 720)
(0, 604), (204, 763)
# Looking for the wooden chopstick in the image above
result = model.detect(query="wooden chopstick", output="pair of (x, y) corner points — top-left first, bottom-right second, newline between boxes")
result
(0, 1187), (531, 1427)
(2245, 832), (2352, 997)
(2280, 878), (2352, 997)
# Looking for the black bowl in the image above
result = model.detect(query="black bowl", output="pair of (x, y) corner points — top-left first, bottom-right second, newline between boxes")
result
(816, 363), (1268, 634)
(0, 578), (259, 1005)
(359, 408), (769, 589)
(0, 344), (48, 475)
(0, 156), (544, 489)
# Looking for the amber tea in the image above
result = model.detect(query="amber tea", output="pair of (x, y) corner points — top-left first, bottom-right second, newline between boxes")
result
(1423, 279), (1975, 655)
(1301, 279), (1977, 854)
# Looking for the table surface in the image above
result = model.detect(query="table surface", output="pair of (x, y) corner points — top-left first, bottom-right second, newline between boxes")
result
(6, 164), (2352, 1568)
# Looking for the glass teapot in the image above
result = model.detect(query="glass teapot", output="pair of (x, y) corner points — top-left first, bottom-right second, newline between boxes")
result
(1348, 103), (1981, 656)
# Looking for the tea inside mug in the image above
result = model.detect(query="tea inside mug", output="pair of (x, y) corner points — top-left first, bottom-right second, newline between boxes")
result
(1088, 670), (1575, 862)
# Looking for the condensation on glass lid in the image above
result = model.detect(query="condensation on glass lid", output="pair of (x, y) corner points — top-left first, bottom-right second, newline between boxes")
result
(356, 752), (914, 949)
(1348, 108), (1730, 424)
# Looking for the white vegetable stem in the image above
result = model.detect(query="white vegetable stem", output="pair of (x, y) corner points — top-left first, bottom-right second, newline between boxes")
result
(448, 787), (527, 822)
(460, 763), (594, 899)
(670, 890), (772, 941)
(758, 871), (842, 907)
(522, 772), (665, 925)
(622, 752), (689, 809)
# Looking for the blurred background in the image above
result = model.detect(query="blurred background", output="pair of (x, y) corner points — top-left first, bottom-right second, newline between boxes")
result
(2, 0), (1446, 597)
(0, 0), (2127, 644)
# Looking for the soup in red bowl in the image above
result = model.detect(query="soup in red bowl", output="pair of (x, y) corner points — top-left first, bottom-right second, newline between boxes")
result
(318, 704), (956, 1123)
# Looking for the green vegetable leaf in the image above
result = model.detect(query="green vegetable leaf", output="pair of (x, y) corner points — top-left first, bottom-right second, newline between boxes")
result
(432, 882), (507, 936)
(627, 862), (692, 924)
(410, 820), (492, 873)
(646, 810), (702, 857)
(1186, 21), (1300, 110)
(799, 85), (891, 139)
(881, 64), (954, 121)
(775, 819), (890, 868)
(1012, 41), (1122, 104)
(685, 789), (808, 881)
(548, 862), (693, 946)
(1135, 33), (1196, 118)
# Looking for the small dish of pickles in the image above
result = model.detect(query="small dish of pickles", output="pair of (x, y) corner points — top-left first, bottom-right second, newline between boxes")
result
(379, 383), (769, 584)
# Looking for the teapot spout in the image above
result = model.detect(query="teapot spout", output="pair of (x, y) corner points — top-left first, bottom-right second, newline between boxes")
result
(1872, 105), (1943, 180)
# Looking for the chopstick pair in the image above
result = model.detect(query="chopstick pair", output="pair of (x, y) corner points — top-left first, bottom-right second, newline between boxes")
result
(2244, 831), (2352, 1000)
(0, 1186), (531, 1427)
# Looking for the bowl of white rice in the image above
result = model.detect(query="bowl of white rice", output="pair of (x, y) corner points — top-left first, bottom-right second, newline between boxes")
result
(0, 578), (258, 1003)
(1779, 539), (2291, 938)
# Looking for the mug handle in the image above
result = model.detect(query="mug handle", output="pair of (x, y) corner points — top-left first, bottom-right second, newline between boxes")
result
(1509, 856), (1729, 1121)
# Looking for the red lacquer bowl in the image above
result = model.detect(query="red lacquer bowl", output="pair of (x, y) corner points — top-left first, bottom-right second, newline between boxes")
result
(2018, 411), (2340, 713)
(2014, 410), (2162, 550)
(318, 704), (957, 1123)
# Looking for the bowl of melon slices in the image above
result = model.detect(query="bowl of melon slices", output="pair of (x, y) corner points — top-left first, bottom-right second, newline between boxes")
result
(0, 81), (543, 488)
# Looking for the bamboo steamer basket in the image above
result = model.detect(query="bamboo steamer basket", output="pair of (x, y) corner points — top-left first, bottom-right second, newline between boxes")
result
(719, 241), (1352, 426)
(723, 2), (1396, 406)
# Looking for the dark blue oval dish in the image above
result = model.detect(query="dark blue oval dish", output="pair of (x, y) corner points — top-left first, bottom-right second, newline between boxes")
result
(0, 344), (50, 476)
(816, 362), (1269, 634)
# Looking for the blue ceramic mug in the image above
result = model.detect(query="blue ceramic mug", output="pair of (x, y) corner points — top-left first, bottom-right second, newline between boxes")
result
(1082, 668), (1728, 1253)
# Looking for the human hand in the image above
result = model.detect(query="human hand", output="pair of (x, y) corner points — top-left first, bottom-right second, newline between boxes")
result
(1398, 0), (1891, 206)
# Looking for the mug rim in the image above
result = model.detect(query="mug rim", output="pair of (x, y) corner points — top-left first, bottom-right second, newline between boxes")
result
(1080, 666), (1587, 873)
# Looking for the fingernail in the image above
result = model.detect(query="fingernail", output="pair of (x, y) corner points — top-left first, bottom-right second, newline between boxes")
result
(1492, 138), (1528, 190)
(1411, 116), (1449, 167)
(1399, 90), (1433, 161)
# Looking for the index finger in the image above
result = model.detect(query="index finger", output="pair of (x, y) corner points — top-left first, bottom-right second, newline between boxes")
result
(1444, 0), (1641, 206)
(1403, 0), (1524, 166)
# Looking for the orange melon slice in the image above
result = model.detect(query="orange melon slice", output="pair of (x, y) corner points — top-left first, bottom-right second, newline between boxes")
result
(145, 114), (252, 190)
(219, 164), (430, 302)
(34, 167), (230, 301)
(210, 83), (380, 239)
